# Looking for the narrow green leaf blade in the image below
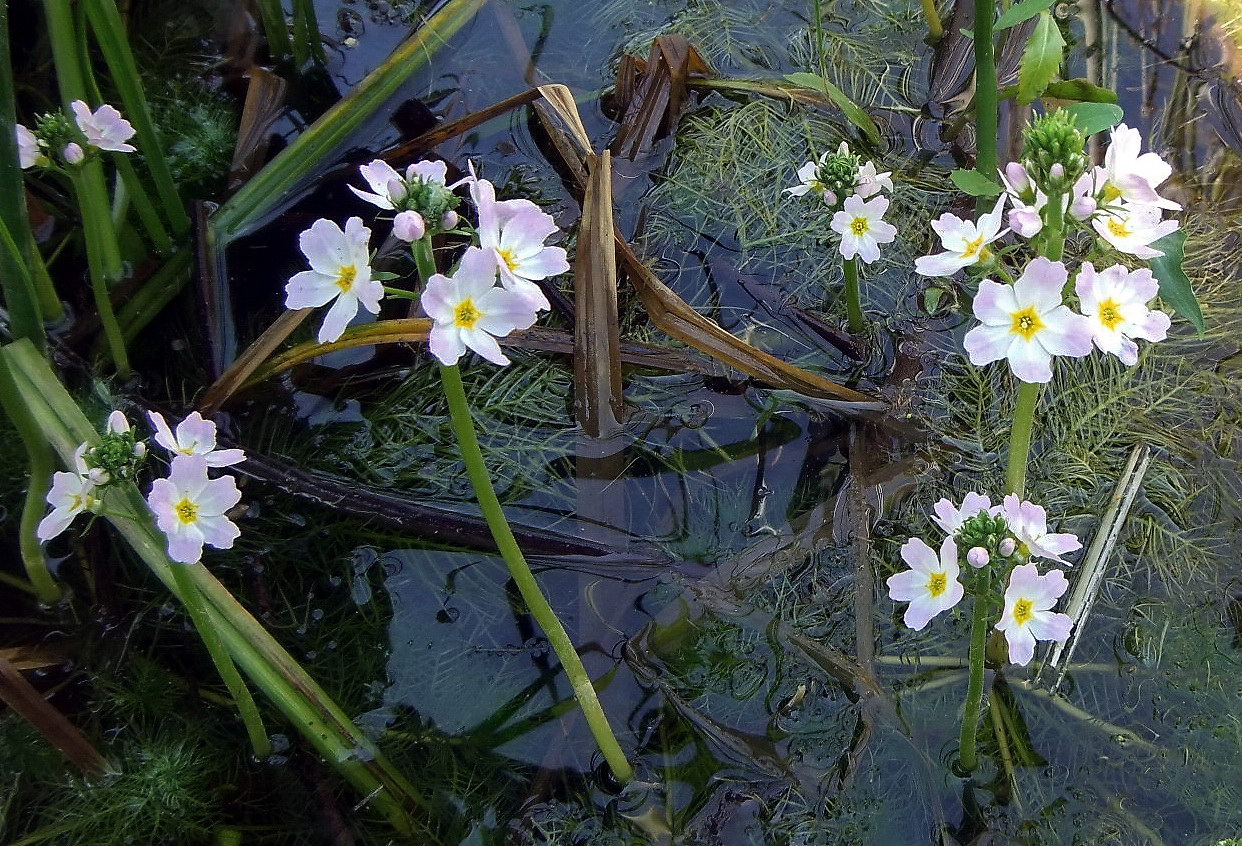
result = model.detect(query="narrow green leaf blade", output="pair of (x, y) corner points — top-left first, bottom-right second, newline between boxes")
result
(1149, 231), (1205, 333)
(1017, 11), (1066, 105)
(1063, 102), (1125, 136)
(995, 0), (1056, 30)
(783, 73), (882, 145)
(951, 169), (1004, 197)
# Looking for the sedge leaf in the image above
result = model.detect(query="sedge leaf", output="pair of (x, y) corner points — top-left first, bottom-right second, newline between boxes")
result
(1149, 231), (1204, 333)
(1063, 102), (1125, 136)
(951, 169), (1004, 197)
(995, 0), (1056, 30)
(1017, 11), (1066, 105)
(784, 73), (882, 145)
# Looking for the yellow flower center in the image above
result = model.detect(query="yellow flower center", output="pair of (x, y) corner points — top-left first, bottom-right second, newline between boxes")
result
(174, 497), (199, 525)
(961, 234), (987, 260)
(336, 265), (358, 293)
(1107, 218), (1131, 238)
(70, 493), (90, 512)
(497, 249), (520, 272)
(1097, 297), (1124, 330)
(1009, 306), (1045, 340)
(927, 571), (948, 598)
(454, 299), (482, 329)
(1012, 598), (1034, 626)
(1101, 183), (1123, 203)
(850, 216), (870, 236)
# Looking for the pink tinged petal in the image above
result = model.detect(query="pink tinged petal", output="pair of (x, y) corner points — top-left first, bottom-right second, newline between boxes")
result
(960, 492), (992, 519)
(886, 568), (928, 602)
(204, 449), (246, 468)
(829, 210), (852, 237)
(903, 595), (942, 631)
(195, 475), (242, 516)
(870, 220), (898, 244)
(1006, 338), (1054, 383)
(498, 274), (551, 312)
(1004, 625), (1037, 666)
(342, 217), (372, 264)
(357, 160), (401, 202)
(978, 193), (1008, 238)
(963, 324), (1014, 367)
(500, 211), (559, 255)
(16, 124), (39, 168)
(148, 410), (180, 453)
(1014, 258), (1069, 312)
(392, 210), (425, 241)
(420, 275), (459, 322)
(1009, 207), (1043, 238)
(177, 412), (219, 452)
(166, 527), (206, 564)
(973, 280), (1020, 324)
(299, 219), (349, 273)
(1112, 336), (1139, 366)
(1132, 309), (1170, 342)
(475, 288), (539, 334)
(1073, 261), (1102, 311)
(348, 185), (393, 209)
(1037, 532), (1082, 558)
(168, 454), (211, 495)
(1036, 308), (1094, 358)
(352, 278), (385, 316)
(930, 213), (969, 242)
(837, 233), (861, 261)
(915, 251), (972, 277)
(318, 293), (360, 343)
(512, 245), (570, 280)
(1027, 610), (1073, 643)
(899, 537), (939, 573)
(462, 327), (510, 366)
(285, 270), (340, 309)
(472, 178), (502, 248)
(428, 324), (467, 365)
(855, 235), (881, 264)
(455, 247), (504, 295)
(405, 160), (449, 185)
(495, 198), (541, 226)
(931, 498), (961, 533)
(198, 514), (242, 550)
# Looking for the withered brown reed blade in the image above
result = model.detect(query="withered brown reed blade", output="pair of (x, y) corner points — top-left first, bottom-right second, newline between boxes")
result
(0, 655), (107, 776)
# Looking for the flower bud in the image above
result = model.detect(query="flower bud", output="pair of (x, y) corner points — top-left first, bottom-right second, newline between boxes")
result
(1070, 193), (1097, 220)
(62, 142), (84, 164)
(999, 537), (1017, 557)
(106, 410), (130, 434)
(133, 441), (147, 459)
(441, 210), (459, 230)
(88, 467), (110, 485)
(1020, 110), (1089, 194)
(1003, 162), (1031, 194)
(1049, 163), (1065, 181)
(386, 178), (408, 204)
(967, 546), (990, 568)
(392, 210), (425, 242)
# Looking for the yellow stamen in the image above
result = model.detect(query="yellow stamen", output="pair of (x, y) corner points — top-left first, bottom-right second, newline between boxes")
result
(1101, 183), (1123, 203)
(961, 234), (987, 259)
(497, 249), (519, 272)
(454, 299), (482, 329)
(850, 217), (870, 236)
(1107, 218), (1131, 238)
(1009, 306), (1045, 340)
(336, 265), (358, 293)
(174, 497), (199, 525)
(1012, 598), (1034, 625)
(1097, 297), (1124, 330)
(927, 572), (948, 598)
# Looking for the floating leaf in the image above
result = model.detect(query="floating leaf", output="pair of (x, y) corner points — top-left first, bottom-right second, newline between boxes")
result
(951, 169), (1004, 197)
(995, 0), (1056, 30)
(1063, 102), (1125, 136)
(1043, 78), (1118, 103)
(783, 72), (882, 145)
(1148, 231), (1205, 333)
(1017, 11), (1065, 105)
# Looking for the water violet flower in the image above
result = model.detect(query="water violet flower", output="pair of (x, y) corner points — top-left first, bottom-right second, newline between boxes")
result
(963, 257), (1093, 383)
(915, 194), (1008, 276)
(995, 563), (1073, 665)
(147, 455), (242, 564)
(422, 247), (540, 366)
(16, 124), (40, 168)
(931, 491), (994, 535)
(854, 160), (894, 198)
(1074, 262), (1171, 365)
(786, 142), (891, 206)
(1099, 124), (1180, 211)
(284, 217), (382, 344)
(1092, 202), (1179, 259)
(999, 494), (1082, 564)
(999, 163), (1047, 239)
(70, 101), (136, 153)
(470, 176), (565, 311)
(830, 194), (897, 263)
(886, 536), (965, 630)
(148, 411), (246, 467)
(37, 446), (99, 542)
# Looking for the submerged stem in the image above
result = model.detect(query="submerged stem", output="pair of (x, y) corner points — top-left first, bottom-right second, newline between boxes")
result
(70, 169), (130, 376)
(958, 570), (992, 773)
(843, 257), (865, 334)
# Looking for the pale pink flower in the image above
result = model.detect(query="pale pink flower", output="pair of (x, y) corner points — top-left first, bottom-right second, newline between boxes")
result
(999, 163), (1047, 239)
(148, 411), (245, 467)
(422, 247), (540, 366)
(349, 159), (450, 210)
(963, 257), (1093, 383)
(886, 536), (965, 630)
(831, 194), (897, 264)
(16, 124), (40, 168)
(995, 563), (1073, 665)
(284, 217), (382, 343)
(855, 160), (894, 198)
(1100, 124), (1180, 211)
(470, 176), (564, 311)
(37, 446), (98, 542)
(147, 455), (242, 564)
(70, 101), (136, 153)
(931, 491), (994, 535)
(1074, 262), (1170, 365)
(392, 210), (426, 242)
(1092, 202), (1179, 259)
(998, 494), (1082, 564)
(915, 194), (1008, 276)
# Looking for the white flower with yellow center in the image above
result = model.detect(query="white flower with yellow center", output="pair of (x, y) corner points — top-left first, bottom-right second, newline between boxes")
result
(931, 491), (994, 535)
(421, 247), (541, 366)
(16, 124), (42, 169)
(886, 536), (965, 630)
(995, 563), (1073, 665)
(963, 257), (1093, 384)
(1074, 262), (1170, 365)
(915, 194), (1008, 276)
(1099, 124), (1180, 211)
(37, 446), (99, 542)
(469, 175), (565, 311)
(830, 194), (898, 264)
(147, 455), (242, 564)
(1092, 202), (1179, 259)
(148, 411), (246, 467)
(70, 101), (136, 153)
(284, 217), (382, 343)
(998, 494), (1082, 564)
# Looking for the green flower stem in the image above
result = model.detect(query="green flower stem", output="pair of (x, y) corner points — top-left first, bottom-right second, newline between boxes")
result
(168, 561), (271, 758)
(114, 155), (173, 254)
(1005, 381), (1039, 497)
(382, 285), (420, 300)
(70, 169), (130, 376)
(973, 0), (998, 214)
(843, 257), (865, 334)
(957, 569), (992, 773)
(438, 362), (634, 785)
(921, 0), (944, 41)
(1043, 190), (1066, 262)
(411, 236), (437, 281)
(255, 0), (293, 61)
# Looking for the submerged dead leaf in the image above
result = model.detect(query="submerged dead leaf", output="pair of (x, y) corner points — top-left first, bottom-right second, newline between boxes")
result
(612, 35), (713, 159)
(0, 655), (106, 776)
(228, 67), (289, 194)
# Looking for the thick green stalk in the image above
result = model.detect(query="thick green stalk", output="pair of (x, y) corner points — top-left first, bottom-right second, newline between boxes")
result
(921, 0), (944, 41)
(254, 0), (293, 62)
(291, 0), (325, 66)
(1005, 382), (1039, 497)
(70, 169), (130, 376)
(957, 570), (992, 773)
(843, 256), (865, 334)
(82, 0), (190, 235)
(973, 0), (998, 214)
(168, 562), (271, 758)
(439, 363), (634, 784)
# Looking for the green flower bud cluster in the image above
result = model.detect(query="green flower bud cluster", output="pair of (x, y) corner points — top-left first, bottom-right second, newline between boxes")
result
(814, 151), (862, 210)
(30, 111), (87, 168)
(398, 177), (460, 229)
(1020, 111), (1088, 195)
(955, 512), (1012, 558)
(85, 430), (147, 485)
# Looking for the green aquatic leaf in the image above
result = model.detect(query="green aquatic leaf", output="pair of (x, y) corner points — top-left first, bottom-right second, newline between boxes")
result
(1063, 102), (1125, 136)
(995, 0), (1055, 30)
(1017, 11), (1066, 105)
(783, 73), (882, 145)
(1149, 231), (1205, 333)
(951, 169), (1004, 197)
(1044, 79), (1119, 103)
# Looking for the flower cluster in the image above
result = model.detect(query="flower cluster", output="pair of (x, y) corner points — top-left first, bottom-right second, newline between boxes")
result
(786, 142), (897, 264)
(284, 160), (569, 361)
(38, 411), (246, 566)
(887, 492), (1079, 665)
(16, 101), (136, 170)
